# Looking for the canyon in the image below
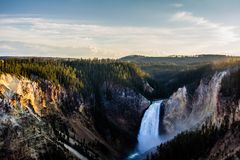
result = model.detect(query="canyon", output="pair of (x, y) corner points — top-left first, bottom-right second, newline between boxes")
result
(0, 56), (239, 160)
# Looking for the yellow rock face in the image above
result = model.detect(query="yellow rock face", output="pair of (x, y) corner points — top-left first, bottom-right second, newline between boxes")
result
(0, 74), (63, 116)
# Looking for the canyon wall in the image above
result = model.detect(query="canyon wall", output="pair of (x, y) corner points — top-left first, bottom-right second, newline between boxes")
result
(0, 73), (150, 159)
(162, 66), (240, 134)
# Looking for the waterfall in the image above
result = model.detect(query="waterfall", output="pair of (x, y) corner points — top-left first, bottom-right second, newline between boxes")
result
(137, 100), (163, 153)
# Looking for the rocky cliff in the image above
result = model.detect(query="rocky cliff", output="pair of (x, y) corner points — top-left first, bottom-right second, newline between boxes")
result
(145, 64), (240, 160)
(162, 70), (233, 134)
(102, 82), (150, 135)
(156, 65), (240, 160)
(0, 74), (66, 115)
(0, 73), (150, 159)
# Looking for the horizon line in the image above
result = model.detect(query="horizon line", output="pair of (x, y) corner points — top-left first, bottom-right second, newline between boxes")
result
(0, 53), (240, 60)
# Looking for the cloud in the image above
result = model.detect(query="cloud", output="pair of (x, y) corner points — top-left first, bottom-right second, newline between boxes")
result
(172, 11), (217, 27)
(0, 14), (240, 58)
(0, 41), (99, 58)
(0, 16), (182, 57)
(172, 3), (183, 8)
(171, 11), (239, 44)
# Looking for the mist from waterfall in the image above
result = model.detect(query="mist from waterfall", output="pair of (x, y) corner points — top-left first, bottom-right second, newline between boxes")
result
(137, 100), (163, 153)
(163, 71), (229, 135)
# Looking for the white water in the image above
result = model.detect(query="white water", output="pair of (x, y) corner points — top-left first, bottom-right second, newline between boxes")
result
(62, 143), (88, 160)
(137, 100), (163, 153)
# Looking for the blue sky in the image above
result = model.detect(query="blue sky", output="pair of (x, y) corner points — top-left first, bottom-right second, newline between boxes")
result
(0, 0), (240, 58)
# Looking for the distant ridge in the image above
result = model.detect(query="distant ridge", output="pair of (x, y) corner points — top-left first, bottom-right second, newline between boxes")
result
(119, 54), (234, 64)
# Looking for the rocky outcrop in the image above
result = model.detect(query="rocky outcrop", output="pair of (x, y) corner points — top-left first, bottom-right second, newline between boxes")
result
(0, 74), (74, 159)
(0, 74), (120, 159)
(163, 71), (231, 134)
(0, 74), (66, 116)
(143, 81), (154, 93)
(90, 81), (151, 156)
(102, 82), (150, 135)
(190, 71), (229, 126)
(163, 86), (189, 133)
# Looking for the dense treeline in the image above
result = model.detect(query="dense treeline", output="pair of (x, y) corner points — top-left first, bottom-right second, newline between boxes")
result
(0, 58), (146, 94)
(2, 56), (237, 101)
(64, 59), (147, 99)
(146, 64), (212, 98)
(0, 57), (148, 111)
(121, 55), (240, 99)
(0, 58), (83, 91)
(120, 54), (239, 65)
(147, 124), (228, 160)
(1, 57), (238, 102)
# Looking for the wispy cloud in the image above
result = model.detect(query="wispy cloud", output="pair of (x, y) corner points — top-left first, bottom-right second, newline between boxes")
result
(0, 14), (240, 58)
(172, 3), (183, 8)
(171, 11), (239, 44)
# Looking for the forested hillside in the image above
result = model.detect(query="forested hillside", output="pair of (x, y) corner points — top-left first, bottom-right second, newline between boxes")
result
(0, 58), (82, 90)
(0, 56), (239, 160)
(120, 54), (234, 64)
(0, 57), (150, 159)
(0, 58), (147, 98)
(64, 59), (147, 99)
(120, 55), (240, 99)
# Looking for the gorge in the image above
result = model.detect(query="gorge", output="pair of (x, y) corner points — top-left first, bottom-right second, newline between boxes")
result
(0, 56), (240, 160)
(129, 68), (233, 159)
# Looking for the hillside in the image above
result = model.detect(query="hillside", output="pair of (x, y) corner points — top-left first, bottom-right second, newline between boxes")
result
(146, 65), (240, 160)
(0, 56), (239, 160)
(119, 54), (231, 64)
(0, 57), (150, 159)
(120, 55), (240, 99)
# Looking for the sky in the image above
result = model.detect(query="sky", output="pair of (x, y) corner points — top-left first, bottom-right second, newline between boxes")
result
(0, 0), (240, 58)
